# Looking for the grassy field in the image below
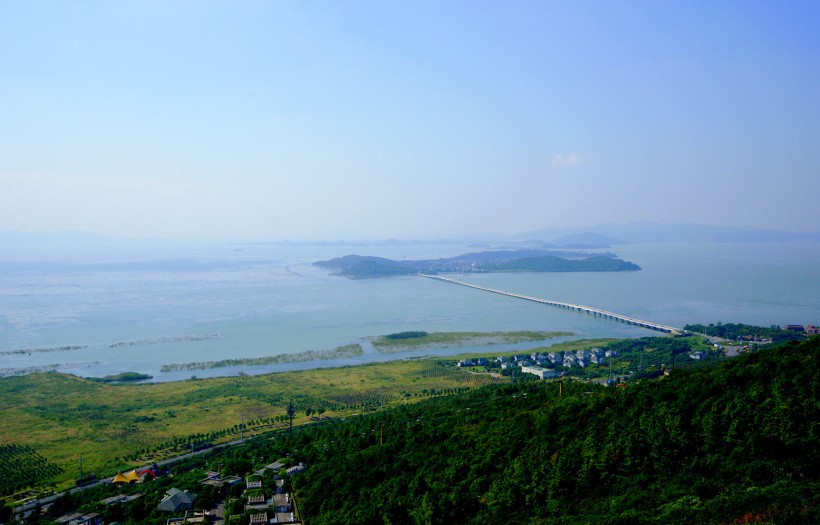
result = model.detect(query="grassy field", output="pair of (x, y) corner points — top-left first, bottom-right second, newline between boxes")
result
(371, 330), (573, 353)
(0, 352), (518, 496)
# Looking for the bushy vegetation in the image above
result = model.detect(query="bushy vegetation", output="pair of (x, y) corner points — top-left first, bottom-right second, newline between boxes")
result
(385, 331), (429, 340)
(88, 372), (153, 383)
(684, 322), (806, 344)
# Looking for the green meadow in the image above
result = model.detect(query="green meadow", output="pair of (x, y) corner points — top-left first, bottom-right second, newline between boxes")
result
(2, 336), (568, 496)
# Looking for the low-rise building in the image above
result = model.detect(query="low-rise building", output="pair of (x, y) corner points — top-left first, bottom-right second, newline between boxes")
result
(55, 512), (102, 525)
(249, 512), (268, 524)
(273, 493), (293, 513)
(156, 488), (196, 513)
(521, 365), (559, 380)
(286, 463), (306, 476)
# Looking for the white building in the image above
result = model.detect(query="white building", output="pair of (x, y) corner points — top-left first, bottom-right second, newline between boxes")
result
(521, 365), (559, 380)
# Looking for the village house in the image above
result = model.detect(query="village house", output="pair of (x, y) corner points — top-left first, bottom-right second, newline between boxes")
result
(156, 488), (197, 513)
(200, 470), (242, 487)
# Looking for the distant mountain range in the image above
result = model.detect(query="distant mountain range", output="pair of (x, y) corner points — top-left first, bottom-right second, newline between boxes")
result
(515, 222), (820, 244)
(2, 222), (818, 249)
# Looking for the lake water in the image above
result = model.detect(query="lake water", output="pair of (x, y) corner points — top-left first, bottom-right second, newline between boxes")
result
(1, 241), (818, 381)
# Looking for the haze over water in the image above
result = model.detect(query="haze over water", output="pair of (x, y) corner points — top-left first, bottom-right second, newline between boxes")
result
(1, 241), (818, 382)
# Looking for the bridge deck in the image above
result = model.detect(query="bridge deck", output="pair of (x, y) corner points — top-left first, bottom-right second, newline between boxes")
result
(419, 274), (682, 335)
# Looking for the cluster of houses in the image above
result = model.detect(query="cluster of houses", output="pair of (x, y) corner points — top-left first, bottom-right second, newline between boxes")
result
(52, 461), (307, 525)
(457, 348), (619, 371)
(233, 461), (305, 524)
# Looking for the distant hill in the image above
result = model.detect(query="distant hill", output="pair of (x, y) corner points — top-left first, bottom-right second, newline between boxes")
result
(548, 231), (626, 248)
(491, 254), (640, 272)
(517, 222), (820, 244)
(315, 250), (641, 277)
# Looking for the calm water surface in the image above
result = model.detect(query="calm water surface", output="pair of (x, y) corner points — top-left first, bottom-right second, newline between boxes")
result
(1, 241), (818, 381)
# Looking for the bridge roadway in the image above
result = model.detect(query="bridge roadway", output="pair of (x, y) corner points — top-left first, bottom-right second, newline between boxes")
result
(419, 274), (682, 335)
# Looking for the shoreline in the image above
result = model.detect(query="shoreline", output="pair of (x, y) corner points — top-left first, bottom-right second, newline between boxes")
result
(0, 331), (591, 383)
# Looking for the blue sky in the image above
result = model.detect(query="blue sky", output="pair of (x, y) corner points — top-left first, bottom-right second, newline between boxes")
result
(2, 1), (819, 239)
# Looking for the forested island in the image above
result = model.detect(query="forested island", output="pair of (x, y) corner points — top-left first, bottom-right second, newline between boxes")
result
(315, 249), (640, 277)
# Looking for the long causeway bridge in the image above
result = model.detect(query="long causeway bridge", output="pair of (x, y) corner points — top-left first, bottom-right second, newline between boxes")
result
(419, 274), (682, 335)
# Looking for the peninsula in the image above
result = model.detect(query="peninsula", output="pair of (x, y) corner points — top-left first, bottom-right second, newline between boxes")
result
(315, 249), (640, 278)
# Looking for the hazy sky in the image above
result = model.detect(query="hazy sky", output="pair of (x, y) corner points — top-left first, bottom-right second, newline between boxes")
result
(2, 1), (819, 240)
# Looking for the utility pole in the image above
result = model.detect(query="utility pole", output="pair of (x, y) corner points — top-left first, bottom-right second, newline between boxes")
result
(241, 412), (245, 443)
(379, 422), (384, 446)
(79, 454), (83, 486)
(287, 400), (295, 435)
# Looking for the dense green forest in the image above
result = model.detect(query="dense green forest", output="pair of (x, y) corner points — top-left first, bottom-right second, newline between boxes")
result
(290, 337), (819, 524)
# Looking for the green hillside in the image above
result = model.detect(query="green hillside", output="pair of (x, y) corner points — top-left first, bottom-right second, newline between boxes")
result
(289, 337), (819, 524)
